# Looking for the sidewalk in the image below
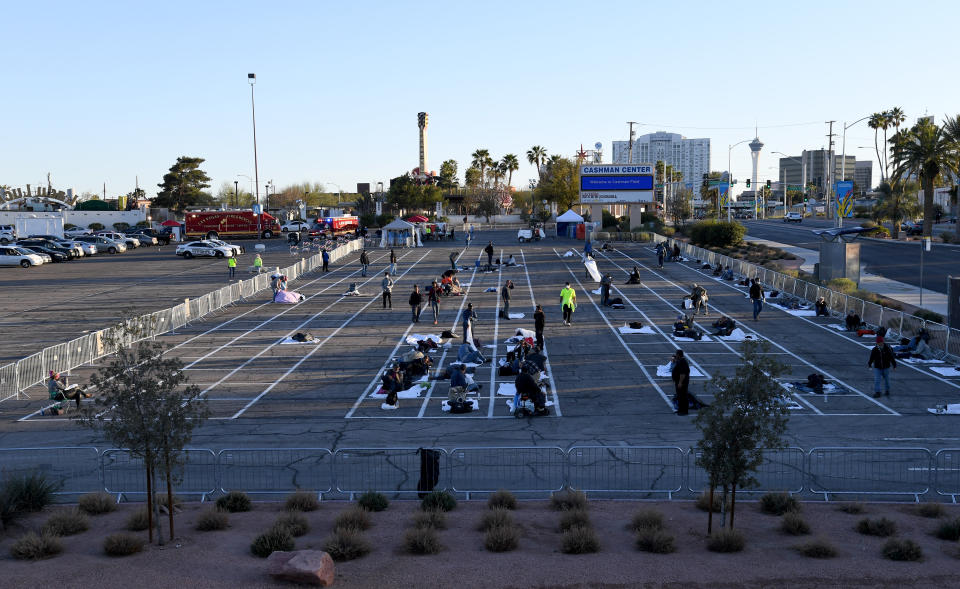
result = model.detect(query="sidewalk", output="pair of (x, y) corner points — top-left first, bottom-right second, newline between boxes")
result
(745, 235), (949, 316)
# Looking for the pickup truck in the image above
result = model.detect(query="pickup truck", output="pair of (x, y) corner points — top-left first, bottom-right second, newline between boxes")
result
(783, 212), (803, 223)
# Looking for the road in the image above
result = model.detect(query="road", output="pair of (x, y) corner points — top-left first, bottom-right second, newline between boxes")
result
(741, 218), (957, 295)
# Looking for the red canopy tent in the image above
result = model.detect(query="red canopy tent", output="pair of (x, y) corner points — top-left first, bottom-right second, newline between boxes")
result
(160, 220), (181, 226)
(406, 215), (429, 223)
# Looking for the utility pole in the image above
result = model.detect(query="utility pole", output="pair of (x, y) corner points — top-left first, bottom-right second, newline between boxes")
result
(234, 180), (239, 208)
(627, 121), (637, 164)
(825, 121), (836, 224)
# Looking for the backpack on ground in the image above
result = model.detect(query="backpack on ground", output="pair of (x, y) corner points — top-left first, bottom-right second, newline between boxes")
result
(629, 321), (644, 329)
(449, 400), (472, 413)
(292, 332), (314, 342)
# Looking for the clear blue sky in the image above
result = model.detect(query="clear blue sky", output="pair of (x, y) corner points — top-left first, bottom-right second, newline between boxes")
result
(4, 0), (957, 200)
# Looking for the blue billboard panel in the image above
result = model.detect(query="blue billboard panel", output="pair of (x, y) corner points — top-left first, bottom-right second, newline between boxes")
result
(580, 175), (654, 191)
(835, 180), (854, 218)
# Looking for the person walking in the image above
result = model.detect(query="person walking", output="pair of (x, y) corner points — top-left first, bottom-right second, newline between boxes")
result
(656, 243), (665, 268)
(868, 336), (896, 398)
(409, 285), (423, 323)
(584, 239), (593, 259)
(671, 349), (691, 416)
(449, 250), (459, 271)
(227, 256), (237, 279)
(690, 283), (708, 316)
(501, 280), (513, 320)
(534, 304), (545, 350)
(381, 272), (393, 309)
(560, 282), (576, 326)
(322, 249), (330, 273)
(360, 249), (370, 277)
(427, 280), (441, 325)
(389, 249), (397, 275)
(749, 278), (763, 321)
(484, 241), (494, 268)
(462, 303), (478, 344)
(253, 253), (263, 274)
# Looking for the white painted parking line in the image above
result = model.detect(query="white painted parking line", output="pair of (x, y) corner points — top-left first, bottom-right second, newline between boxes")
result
(519, 249), (561, 416)
(487, 249), (504, 418)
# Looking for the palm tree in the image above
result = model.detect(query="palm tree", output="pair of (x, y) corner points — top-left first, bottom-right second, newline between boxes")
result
(889, 107), (906, 134)
(880, 111), (893, 179)
(471, 149), (490, 187)
(941, 114), (960, 236)
(868, 113), (887, 182)
(501, 154), (519, 189)
(891, 118), (959, 237)
(526, 146), (547, 180)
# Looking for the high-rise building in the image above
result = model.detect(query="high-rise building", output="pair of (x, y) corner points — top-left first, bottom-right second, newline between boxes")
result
(854, 161), (873, 194)
(611, 132), (710, 189)
(777, 149), (856, 198)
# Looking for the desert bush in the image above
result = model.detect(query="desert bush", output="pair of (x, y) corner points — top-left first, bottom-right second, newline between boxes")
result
(125, 508), (158, 531)
(695, 490), (725, 513)
(550, 488), (587, 511)
(487, 489), (517, 510)
(477, 507), (514, 532)
(274, 512), (309, 537)
(760, 492), (800, 515)
(934, 517), (960, 541)
(707, 528), (746, 553)
(420, 490), (457, 512)
(630, 508), (664, 532)
(41, 509), (89, 536)
(88, 223), (105, 231)
(195, 509), (229, 531)
(688, 220), (745, 248)
(825, 278), (857, 294)
(103, 532), (145, 557)
(837, 502), (865, 514)
(323, 528), (371, 561)
(216, 491), (252, 513)
(251, 527), (294, 558)
(660, 226), (676, 238)
(913, 309), (944, 323)
(560, 525), (600, 554)
(78, 492), (116, 515)
(794, 538), (837, 558)
(285, 490), (320, 512)
(856, 517), (897, 537)
(558, 509), (591, 532)
(153, 493), (183, 510)
(882, 538), (923, 561)
(403, 527), (442, 555)
(940, 230), (956, 244)
(357, 491), (389, 512)
(484, 524), (520, 552)
(412, 509), (447, 530)
(0, 472), (60, 525)
(334, 506), (372, 532)
(635, 528), (676, 554)
(915, 503), (945, 519)
(781, 512), (811, 535)
(10, 532), (62, 560)
(63, 223), (77, 230)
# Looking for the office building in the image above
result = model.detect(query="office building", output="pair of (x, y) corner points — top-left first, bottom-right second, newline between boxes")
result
(611, 132), (710, 189)
(854, 161), (873, 194)
(777, 149), (857, 198)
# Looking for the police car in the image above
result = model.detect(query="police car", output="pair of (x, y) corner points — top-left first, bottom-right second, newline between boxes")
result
(175, 240), (235, 259)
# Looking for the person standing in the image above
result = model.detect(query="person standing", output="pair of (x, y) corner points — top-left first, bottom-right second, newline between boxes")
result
(322, 249), (330, 273)
(227, 256), (237, 279)
(360, 250), (370, 277)
(409, 285), (423, 323)
(253, 253), (263, 274)
(672, 243), (681, 262)
(449, 250), (459, 271)
(484, 241), (494, 268)
(462, 303), (477, 344)
(868, 336), (896, 398)
(749, 278), (763, 321)
(671, 349), (691, 416)
(501, 280), (513, 320)
(427, 280), (441, 325)
(560, 282), (576, 326)
(584, 239), (593, 259)
(381, 272), (393, 309)
(600, 274), (613, 306)
(389, 249), (397, 275)
(656, 243), (665, 268)
(534, 304), (545, 350)
(690, 283), (708, 316)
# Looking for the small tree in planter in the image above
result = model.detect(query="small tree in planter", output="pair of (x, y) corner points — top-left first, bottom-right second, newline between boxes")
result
(694, 340), (789, 532)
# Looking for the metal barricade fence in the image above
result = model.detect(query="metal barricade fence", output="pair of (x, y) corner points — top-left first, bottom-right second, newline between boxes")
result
(566, 446), (684, 497)
(0, 362), (17, 401)
(449, 447), (566, 498)
(934, 449), (960, 500)
(16, 351), (45, 394)
(0, 447), (101, 498)
(687, 448), (806, 495)
(862, 301), (884, 331)
(101, 448), (218, 500)
(333, 448), (445, 498)
(807, 447), (932, 500)
(218, 448), (334, 496)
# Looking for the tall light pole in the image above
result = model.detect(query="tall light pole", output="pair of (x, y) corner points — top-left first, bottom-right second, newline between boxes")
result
(839, 116), (870, 228)
(265, 180), (273, 211)
(248, 74), (260, 208)
(233, 180), (238, 208)
(727, 139), (751, 222)
(626, 121), (637, 164)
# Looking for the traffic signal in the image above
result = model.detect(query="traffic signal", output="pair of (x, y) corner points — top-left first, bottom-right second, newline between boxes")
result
(766, 179), (771, 188)
(804, 197), (809, 202)
(746, 179), (751, 187)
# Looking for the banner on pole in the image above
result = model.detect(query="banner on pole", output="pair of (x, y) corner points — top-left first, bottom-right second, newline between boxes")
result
(835, 180), (854, 218)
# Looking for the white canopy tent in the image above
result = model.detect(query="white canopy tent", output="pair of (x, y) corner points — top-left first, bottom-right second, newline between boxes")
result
(380, 218), (422, 248)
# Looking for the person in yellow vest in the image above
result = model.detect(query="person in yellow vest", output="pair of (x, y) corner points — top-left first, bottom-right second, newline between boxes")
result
(228, 256), (237, 279)
(560, 282), (576, 326)
(252, 253), (263, 274)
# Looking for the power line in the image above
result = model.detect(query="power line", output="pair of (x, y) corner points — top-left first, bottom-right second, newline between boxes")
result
(632, 120), (822, 131)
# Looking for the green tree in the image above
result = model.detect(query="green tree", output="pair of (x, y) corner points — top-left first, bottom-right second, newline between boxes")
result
(890, 118), (959, 237)
(387, 174), (443, 213)
(941, 114), (960, 237)
(214, 182), (254, 208)
(694, 341), (790, 532)
(526, 146), (548, 181)
(872, 180), (920, 237)
(501, 154), (519, 189)
(438, 159), (459, 189)
(154, 156), (214, 212)
(668, 188), (694, 227)
(533, 157), (579, 212)
(465, 166), (482, 188)
(474, 191), (500, 222)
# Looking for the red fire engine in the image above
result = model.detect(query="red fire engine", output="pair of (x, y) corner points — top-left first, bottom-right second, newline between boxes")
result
(184, 211), (282, 240)
(309, 215), (359, 238)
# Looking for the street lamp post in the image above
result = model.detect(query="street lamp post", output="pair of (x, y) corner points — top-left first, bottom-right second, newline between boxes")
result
(839, 116), (870, 228)
(727, 139), (751, 222)
(233, 181), (239, 208)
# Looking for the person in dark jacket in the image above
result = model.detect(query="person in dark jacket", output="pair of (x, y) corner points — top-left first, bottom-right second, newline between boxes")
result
(814, 296), (828, 316)
(409, 285), (423, 323)
(501, 280), (513, 319)
(484, 241), (494, 268)
(533, 304), (545, 350)
(868, 336), (896, 398)
(359, 250), (370, 277)
(671, 349), (691, 416)
(600, 274), (613, 306)
(389, 248), (397, 275)
(449, 250), (459, 270)
(462, 303), (477, 344)
(749, 278), (763, 320)
(427, 280), (441, 325)
(321, 249), (330, 272)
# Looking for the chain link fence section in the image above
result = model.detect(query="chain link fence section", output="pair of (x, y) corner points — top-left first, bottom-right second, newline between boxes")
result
(333, 447), (445, 498)
(567, 446), (684, 498)
(807, 447), (932, 500)
(0, 447), (101, 498)
(101, 448), (218, 500)
(687, 447), (805, 495)
(218, 448), (333, 497)
(449, 447), (566, 498)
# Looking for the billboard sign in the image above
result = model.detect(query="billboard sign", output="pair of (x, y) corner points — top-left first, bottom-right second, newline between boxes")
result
(579, 164), (655, 204)
(835, 180), (854, 218)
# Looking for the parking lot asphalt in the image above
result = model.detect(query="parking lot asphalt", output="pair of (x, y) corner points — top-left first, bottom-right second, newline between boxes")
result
(2, 230), (959, 454)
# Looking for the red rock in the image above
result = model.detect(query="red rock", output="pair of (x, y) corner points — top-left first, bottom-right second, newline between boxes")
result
(267, 550), (335, 586)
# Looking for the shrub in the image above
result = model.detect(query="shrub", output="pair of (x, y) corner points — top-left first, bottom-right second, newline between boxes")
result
(484, 524), (520, 552)
(216, 491), (252, 513)
(630, 508), (664, 532)
(695, 490), (725, 513)
(688, 220), (745, 248)
(601, 210), (619, 228)
(477, 507), (514, 532)
(88, 223), (105, 231)
(707, 528), (745, 553)
(794, 538), (837, 558)
(869, 225), (891, 238)
(334, 506), (372, 532)
(285, 490), (320, 512)
(934, 517), (960, 541)
(323, 527), (371, 561)
(781, 512), (811, 535)
(64, 223), (77, 230)
(78, 492), (116, 515)
(915, 503), (945, 519)
(41, 509), (90, 536)
(856, 517), (897, 537)
(882, 538), (923, 561)
(560, 525), (600, 554)
(251, 527), (295, 558)
(154, 493), (183, 510)
(550, 488), (587, 512)
(10, 532), (63, 560)
(357, 491), (389, 512)
(103, 532), (145, 557)
(913, 309), (944, 323)
(126, 507), (158, 531)
(0, 472), (60, 524)
(412, 509), (447, 530)
(136, 220), (149, 228)
(837, 502), (864, 514)
(274, 512), (309, 537)
(420, 490), (457, 512)
(940, 230), (956, 244)
(826, 278), (857, 294)
(113, 222), (130, 231)
(635, 528), (676, 554)
(403, 527), (442, 555)
(660, 226), (676, 238)
(558, 509), (590, 532)
(760, 492), (800, 515)
(487, 489), (517, 510)
(195, 509), (229, 531)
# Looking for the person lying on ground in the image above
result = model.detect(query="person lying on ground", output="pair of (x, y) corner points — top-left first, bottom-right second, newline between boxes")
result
(711, 316), (736, 336)
(456, 343), (485, 365)
(505, 254), (517, 266)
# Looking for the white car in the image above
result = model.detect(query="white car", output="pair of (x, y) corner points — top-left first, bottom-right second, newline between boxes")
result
(281, 221), (310, 233)
(783, 212), (803, 223)
(55, 240), (92, 257)
(0, 225), (16, 244)
(0, 246), (44, 267)
(207, 238), (245, 256)
(96, 231), (140, 248)
(64, 228), (93, 238)
(176, 240), (234, 259)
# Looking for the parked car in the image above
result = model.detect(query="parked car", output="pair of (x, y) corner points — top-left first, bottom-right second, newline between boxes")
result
(17, 239), (76, 260)
(207, 238), (245, 256)
(902, 220), (923, 236)
(175, 240), (234, 259)
(64, 227), (93, 238)
(20, 245), (68, 262)
(57, 239), (95, 256)
(0, 246), (44, 267)
(281, 220), (311, 233)
(784, 212), (803, 223)
(125, 228), (161, 246)
(74, 235), (127, 254)
(0, 225), (16, 244)
(96, 231), (140, 249)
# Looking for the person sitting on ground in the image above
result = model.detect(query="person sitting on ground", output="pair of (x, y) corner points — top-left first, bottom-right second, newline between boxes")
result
(721, 266), (734, 280)
(626, 266), (641, 284)
(845, 310), (864, 331)
(514, 370), (548, 416)
(525, 346), (547, 373)
(505, 254), (517, 266)
(815, 297), (829, 317)
(449, 363), (469, 404)
(673, 313), (692, 332)
(711, 315), (736, 336)
(712, 265), (723, 276)
(672, 243), (681, 261)
(381, 364), (403, 396)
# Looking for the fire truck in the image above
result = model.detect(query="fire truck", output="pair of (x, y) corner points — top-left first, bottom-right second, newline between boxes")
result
(184, 211), (282, 240)
(308, 215), (359, 238)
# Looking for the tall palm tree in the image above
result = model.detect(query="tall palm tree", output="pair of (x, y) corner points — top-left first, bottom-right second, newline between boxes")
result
(880, 111), (894, 179)
(471, 149), (490, 187)
(891, 118), (959, 237)
(526, 146), (547, 180)
(501, 154), (519, 189)
(868, 113), (887, 182)
(889, 107), (906, 134)
(941, 114), (960, 236)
